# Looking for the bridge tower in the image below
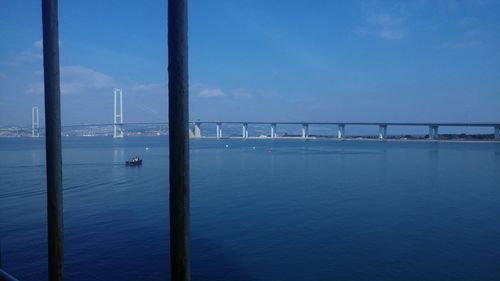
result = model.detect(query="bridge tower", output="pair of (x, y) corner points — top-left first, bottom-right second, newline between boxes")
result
(32, 106), (40, 137)
(113, 88), (124, 138)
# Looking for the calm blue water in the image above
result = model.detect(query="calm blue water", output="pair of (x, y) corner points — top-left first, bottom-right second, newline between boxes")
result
(1, 137), (499, 281)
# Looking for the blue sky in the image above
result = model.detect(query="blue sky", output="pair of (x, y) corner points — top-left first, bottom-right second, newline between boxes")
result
(1, 0), (499, 126)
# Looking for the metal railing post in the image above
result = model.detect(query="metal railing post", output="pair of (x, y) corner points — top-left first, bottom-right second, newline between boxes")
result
(168, 0), (190, 280)
(42, 0), (64, 280)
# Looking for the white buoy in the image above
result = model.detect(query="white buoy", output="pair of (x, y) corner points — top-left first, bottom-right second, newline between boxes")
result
(145, 147), (149, 151)
(225, 144), (229, 148)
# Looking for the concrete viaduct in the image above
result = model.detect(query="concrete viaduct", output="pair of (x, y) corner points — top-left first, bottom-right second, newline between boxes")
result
(191, 121), (500, 140)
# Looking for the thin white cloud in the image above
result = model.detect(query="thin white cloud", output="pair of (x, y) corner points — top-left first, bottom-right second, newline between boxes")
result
(467, 0), (489, 7)
(190, 84), (225, 98)
(33, 40), (43, 49)
(232, 88), (252, 98)
(364, 13), (406, 40)
(379, 29), (405, 40)
(18, 51), (42, 62)
(367, 13), (398, 26)
(26, 82), (43, 95)
(198, 88), (224, 98)
(442, 41), (482, 49)
(61, 65), (114, 95)
(33, 39), (63, 49)
(357, 0), (409, 41)
(131, 83), (165, 94)
(459, 16), (479, 27)
(26, 65), (115, 95)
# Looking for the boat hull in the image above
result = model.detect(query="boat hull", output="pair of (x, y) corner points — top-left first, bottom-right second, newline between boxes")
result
(126, 159), (142, 166)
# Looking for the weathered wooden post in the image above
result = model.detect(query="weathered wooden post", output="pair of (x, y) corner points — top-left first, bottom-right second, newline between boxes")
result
(168, 0), (190, 280)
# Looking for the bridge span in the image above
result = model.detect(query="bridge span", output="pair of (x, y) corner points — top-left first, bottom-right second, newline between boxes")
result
(191, 121), (500, 140)
(51, 121), (500, 140)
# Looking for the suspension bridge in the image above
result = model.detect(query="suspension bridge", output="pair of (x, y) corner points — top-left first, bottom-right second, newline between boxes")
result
(28, 89), (500, 140)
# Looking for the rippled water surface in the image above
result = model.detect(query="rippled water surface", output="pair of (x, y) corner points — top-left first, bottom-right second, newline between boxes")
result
(1, 137), (500, 280)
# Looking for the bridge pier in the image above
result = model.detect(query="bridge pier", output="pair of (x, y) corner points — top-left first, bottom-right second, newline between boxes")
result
(271, 123), (277, 138)
(32, 106), (40, 137)
(337, 124), (345, 139)
(495, 126), (500, 140)
(194, 122), (202, 138)
(242, 123), (249, 139)
(428, 125), (439, 140)
(378, 124), (387, 139)
(216, 122), (222, 139)
(302, 124), (309, 139)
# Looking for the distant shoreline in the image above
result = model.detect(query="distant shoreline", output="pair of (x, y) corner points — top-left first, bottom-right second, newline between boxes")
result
(1, 135), (499, 144)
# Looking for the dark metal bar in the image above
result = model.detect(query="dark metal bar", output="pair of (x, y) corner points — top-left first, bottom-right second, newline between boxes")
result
(168, 0), (190, 280)
(41, 0), (64, 280)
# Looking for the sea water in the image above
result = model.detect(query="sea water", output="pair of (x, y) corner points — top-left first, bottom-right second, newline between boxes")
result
(1, 137), (499, 280)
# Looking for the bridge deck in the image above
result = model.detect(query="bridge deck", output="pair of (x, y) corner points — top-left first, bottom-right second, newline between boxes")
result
(58, 122), (500, 128)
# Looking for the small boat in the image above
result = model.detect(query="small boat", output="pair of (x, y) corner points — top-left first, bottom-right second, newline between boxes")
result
(126, 156), (142, 166)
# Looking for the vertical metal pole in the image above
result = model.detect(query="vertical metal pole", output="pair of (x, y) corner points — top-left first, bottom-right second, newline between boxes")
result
(168, 0), (190, 280)
(42, 0), (64, 280)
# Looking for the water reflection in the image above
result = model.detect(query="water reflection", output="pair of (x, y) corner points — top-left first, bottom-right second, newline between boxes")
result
(113, 147), (125, 163)
(31, 150), (42, 165)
